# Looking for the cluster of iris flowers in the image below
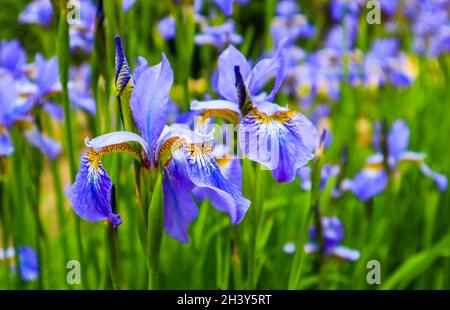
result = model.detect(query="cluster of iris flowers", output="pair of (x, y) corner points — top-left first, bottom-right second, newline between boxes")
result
(1, 0), (448, 284)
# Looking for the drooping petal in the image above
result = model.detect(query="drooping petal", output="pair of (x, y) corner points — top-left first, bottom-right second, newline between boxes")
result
(331, 246), (360, 261)
(114, 35), (132, 95)
(239, 103), (318, 182)
(85, 130), (149, 156)
(420, 163), (448, 192)
(0, 129), (14, 156)
(247, 37), (288, 101)
(177, 141), (250, 225)
(17, 246), (39, 281)
(43, 101), (64, 121)
(388, 119), (410, 161)
(24, 127), (61, 160)
(130, 53), (174, 159)
(191, 99), (241, 114)
(218, 45), (251, 102)
(398, 151), (425, 163)
(70, 93), (96, 115)
(71, 152), (122, 227)
(163, 159), (198, 243)
(190, 99), (241, 123)
(341, 167), (388, 201)
(298, 166), (312, 190)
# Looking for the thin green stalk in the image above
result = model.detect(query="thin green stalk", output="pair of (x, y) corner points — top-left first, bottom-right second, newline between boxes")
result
(57, 2), (83, 285)
(146, 172), (164, 289)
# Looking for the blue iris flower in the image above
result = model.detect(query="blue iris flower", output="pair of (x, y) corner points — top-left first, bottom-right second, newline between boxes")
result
(0, 246), (39, 282)
(0, 73), (61, 159)
(305, 216), (360, 261)
(270, 0), (315, 47)
(71, 35), (250, 243)
(191, 42), (319, 183)
(195, 20), (243, 49)
(342, 120), (447, 201)
(405, 0), (450, 57)
(158, 15), (176, 41)
(18, 0), (53, 28)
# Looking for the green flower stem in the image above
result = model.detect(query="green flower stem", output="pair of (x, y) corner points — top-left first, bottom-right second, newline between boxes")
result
(57, 2), (84, 284)
(146, 172), (164, 289)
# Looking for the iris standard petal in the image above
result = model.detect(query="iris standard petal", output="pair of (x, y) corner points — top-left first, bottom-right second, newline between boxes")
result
(24, 127), (61, 160)
(130, 53), (174, 159)
(0, 40), (27, 78)
(71, 152), (122, 227)
(239, 103), (317, 183)
(178, 142), (250, 225)
(132, 56), (148, 84)
(163, 159), (198, 243)
(35, 56), (61, 97)
(114, 35), (132, 95)
(247, 38), (288, 101)
(218, 45), (251, 102)
(214, 0), (234, 16)
(388, 119), (410, 161)
(0, 129), (14, 156)
(420, 163), (448, 192)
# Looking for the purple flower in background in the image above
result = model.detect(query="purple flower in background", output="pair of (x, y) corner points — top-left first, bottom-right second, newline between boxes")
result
(17, 246), (40, 281)
(298, 164), (340, 191)
(406, 0), (450, 57)
(195, 20), (242, 49)
(330, 0), (364, 22)
(341, 154), (388, 202)
(69, 0), (96, 54)
(0, 73), (61, 159)
(18, 0), (53, 28)
(270, 0), (315, 47)
(1, 246), (39, 281)
(305, 217), (360, 261)
(0, 40), (26, 79)
(68, 64), (96, 115)
(71, 36), (250, 242)
(191, 43), (319, 183)
(23, 54), (64, 122)
(325, 15), (358, 52)
(158, 15), (176, 40)
(342, 120), (447, 201)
